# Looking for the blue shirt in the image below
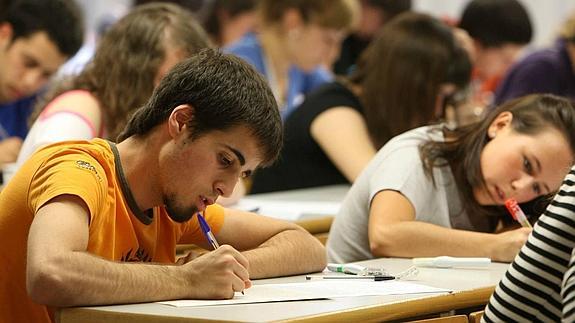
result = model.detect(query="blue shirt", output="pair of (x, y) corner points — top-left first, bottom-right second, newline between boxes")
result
(224, 32), (333, 119)
(0, 96), (36, 140)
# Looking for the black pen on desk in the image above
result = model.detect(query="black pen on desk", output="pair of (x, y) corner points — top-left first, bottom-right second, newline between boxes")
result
(306, 275), (395, 281)
(196, 212), (245, 294)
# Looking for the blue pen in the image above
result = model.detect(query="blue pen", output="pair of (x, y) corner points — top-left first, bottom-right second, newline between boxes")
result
(197, 212), (245, 295)
(196, 212), (220, 250)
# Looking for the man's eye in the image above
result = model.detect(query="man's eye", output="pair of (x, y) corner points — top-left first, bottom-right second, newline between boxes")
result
(23, 58), (38, 68)
(220, 155), (232, 166)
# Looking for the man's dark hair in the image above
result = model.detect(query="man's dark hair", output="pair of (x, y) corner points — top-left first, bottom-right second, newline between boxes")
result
(118, 49), (282, 166)
(3, 0), (84, 57)
(367, 0), (411, 20)
(459, 0), (532, 48)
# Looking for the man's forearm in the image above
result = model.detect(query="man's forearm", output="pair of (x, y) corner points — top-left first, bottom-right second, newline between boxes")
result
(28, 251), (188, 307)
(242, 228), (327, 279)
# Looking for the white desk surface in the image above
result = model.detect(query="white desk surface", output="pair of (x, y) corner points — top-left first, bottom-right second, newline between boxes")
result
(57, 257), (509, 323)
(245, 184), (350, 202)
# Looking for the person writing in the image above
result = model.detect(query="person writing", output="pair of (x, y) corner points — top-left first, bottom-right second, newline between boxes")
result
(327, 94), (575, 264)
(0, 0), (83, 167)
(0, 49), (326, 323)
(224, 0), (356, 118)
(250, 12), (471, 193)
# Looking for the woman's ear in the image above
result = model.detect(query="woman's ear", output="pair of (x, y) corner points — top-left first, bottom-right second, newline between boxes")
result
(167, 104), (194, 139)
(487, 111), (513, 139)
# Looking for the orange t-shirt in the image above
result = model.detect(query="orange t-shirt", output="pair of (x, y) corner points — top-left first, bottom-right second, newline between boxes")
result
(0, 138), (224, 323)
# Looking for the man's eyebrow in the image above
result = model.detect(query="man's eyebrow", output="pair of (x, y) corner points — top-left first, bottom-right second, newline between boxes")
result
(226, 145), (245, 166)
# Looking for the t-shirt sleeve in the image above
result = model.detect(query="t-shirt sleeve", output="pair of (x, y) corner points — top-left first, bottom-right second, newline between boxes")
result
(178, 203), (225, 244)
(204, 203), (225, 235)
(367, 145), (436, 220)
(27, 151), (108, 224)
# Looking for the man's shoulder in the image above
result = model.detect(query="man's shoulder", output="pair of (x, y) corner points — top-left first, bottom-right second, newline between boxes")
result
(33, 138), (114, 170)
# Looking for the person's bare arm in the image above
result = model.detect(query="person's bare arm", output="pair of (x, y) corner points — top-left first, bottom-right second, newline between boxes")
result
(311, 107), (376, 182)
(0, 137), (22, 164)
(27, 195), (250, 307)
(368, 190), (531, 262)
(216, 208), (327, 279)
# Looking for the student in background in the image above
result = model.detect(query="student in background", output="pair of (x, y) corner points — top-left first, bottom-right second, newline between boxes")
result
(250, 12), (471, 194)
(327, 94), (575, 264)
(333, 0), (411, 76)
(203, 0), (259, 47)
(0, 0), (83, 166)
(0, 49), (326, 323)
(224, 0), (356, 118)
(494, 12), (575, 106)
(6, 3), (210, 183)
(482, 165), (575, 321)
(458, 0), (532, 111)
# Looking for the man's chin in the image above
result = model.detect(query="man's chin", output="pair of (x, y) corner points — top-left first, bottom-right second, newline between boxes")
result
(166, 206), (198, 223)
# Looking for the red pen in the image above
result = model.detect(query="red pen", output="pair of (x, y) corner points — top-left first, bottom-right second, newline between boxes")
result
(504, 198), (533, 228)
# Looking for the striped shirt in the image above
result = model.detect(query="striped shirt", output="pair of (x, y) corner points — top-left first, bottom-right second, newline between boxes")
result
(482, 167), (575, 322)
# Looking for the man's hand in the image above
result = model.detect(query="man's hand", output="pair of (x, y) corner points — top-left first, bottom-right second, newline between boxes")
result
(0, 137), (23, 164)
(183, 245), (251, 299)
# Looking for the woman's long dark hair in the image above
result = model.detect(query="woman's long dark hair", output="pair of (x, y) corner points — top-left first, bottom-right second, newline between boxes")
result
(420, 94), (575, 221)
(349, 12), (471, 149)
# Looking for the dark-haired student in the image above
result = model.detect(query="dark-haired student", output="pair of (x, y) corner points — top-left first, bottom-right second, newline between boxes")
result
(327, 94), (575, 264)
(0, 0), (83, 166)
(458, 0), (532, 108)
(7, 2), (210, 184)
(0, 49), (326, 323)
(494, 12), (575, 106)
(250, 12), (470, 194)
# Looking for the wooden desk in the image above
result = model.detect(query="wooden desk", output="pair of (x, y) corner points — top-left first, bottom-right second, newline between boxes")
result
(245, 184), (349, 238)
(57, 258), (508, 323)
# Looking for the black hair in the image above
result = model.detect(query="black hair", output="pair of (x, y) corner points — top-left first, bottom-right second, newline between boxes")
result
(3, 0), (84, 57)
(459, 0), (532, 48)
(118, 49), (282, 166)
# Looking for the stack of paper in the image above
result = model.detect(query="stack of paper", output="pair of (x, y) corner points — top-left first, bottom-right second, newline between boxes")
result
(158, 280), (451, 307)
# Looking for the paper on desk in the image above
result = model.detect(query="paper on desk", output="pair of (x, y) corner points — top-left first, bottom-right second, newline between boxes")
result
(158, 280), (450, 307)
(233, 199), (341, 221)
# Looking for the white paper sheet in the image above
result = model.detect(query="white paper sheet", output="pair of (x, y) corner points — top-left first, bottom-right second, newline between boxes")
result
(158, 280), (451, 307)
(233, 199), (341, 221)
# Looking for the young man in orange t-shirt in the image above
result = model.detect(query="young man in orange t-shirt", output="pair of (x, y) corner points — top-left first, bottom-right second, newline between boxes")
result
(0, 49), (327, 323)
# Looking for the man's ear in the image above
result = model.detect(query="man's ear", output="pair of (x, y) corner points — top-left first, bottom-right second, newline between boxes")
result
(0, 23), (13, 48)
(167, 104), (194, 139)
(487, 111), (513, 139)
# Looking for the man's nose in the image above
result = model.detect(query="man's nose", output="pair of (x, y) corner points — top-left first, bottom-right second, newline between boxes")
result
(215, 176), (239, 198)
(21, 70), (47, 93)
